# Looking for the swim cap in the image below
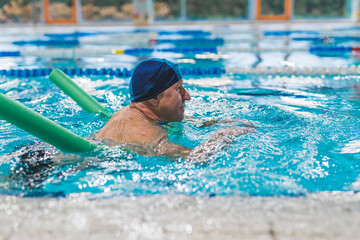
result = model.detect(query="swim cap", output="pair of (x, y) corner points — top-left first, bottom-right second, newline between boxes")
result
(130, 58), (183, 102)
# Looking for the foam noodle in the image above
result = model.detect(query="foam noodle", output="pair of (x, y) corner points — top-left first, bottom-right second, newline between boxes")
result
(0, 93), (96, 153)
(49, 69), (112, 118)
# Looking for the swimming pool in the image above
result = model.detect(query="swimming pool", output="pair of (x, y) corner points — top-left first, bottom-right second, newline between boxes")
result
(1, 23), (360, 199)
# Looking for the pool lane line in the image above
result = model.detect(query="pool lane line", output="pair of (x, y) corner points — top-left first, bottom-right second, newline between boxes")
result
(13, 39), (80, 46)
(0, 93), (97, 153)
(3, 65), (360, 77)
(0, 67), (225, 78)
(49, 69), (113, 119)
(2, 45), (359, 58)
(43, 30), (211, 39)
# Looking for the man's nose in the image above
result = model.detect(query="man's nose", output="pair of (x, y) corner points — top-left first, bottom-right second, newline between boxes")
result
(183, 89), (191, 100)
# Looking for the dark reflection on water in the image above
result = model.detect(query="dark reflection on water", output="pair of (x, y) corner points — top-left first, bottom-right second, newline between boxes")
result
(6, 145), (63, 197)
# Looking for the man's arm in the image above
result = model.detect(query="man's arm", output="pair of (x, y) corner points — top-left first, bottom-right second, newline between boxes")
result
(154, 126), (256, 161)
(154, 136), (193, 158)
(185, 117), (256, 128)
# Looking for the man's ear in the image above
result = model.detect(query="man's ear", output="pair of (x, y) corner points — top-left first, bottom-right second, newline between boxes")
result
(147, 97), (159, 106)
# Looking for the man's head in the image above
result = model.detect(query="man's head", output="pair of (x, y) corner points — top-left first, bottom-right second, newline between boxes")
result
(130, 58), (190, 122)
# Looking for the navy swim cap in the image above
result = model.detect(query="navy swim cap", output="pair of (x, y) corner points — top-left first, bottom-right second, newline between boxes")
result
(130, 58), (183, 102)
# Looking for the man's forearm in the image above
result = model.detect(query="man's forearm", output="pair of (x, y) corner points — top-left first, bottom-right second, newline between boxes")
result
(186, 126), (256, 162)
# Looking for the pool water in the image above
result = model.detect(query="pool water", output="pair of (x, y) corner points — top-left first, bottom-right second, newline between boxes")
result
(1, 24), (360, 198)
(1, 72), (360, 198)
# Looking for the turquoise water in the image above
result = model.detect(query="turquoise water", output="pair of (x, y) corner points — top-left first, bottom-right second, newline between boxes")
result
(1, 24), (360, 198)
(1, 73), (360, 198)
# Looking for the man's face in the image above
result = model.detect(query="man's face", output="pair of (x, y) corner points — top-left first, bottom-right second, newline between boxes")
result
(156, 80), (191, 122)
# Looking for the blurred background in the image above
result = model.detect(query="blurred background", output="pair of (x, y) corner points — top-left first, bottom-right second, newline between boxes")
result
(0, 0), (355, 25)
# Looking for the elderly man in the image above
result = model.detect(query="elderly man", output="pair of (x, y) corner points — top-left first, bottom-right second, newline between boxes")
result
(96, 58), (255, 159)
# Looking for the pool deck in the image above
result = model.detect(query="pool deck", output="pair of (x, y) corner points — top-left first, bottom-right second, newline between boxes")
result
(1, 192), (360, 240)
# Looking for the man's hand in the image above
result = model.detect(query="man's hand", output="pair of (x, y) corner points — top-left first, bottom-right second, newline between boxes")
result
(211, 126), (256, 143)
(187, 126), (256, 162)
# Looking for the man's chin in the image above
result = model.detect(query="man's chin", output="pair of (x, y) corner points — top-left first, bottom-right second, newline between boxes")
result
(179, 112), (185, 121)
(173, 115), (185, 122)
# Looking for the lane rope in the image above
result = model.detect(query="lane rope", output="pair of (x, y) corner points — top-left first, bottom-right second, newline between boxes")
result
(1, 65), (360, 77)
(2, 44), (359, 58)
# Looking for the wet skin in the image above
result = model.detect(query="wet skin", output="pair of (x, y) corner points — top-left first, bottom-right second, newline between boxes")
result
(96, 80), (255, 158)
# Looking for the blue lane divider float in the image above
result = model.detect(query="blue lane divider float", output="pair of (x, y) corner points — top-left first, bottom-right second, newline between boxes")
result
(293, 36), (360, 42)
(160, 30), (210, 36)
(123, 47), (218, 55)
(44, 30), (211, 39)
(263, 30), (320, 36)
(309, 46), (353, 53)
(334, 26), (360, 31)
(0, 47), (219, 58)
(120, 29), (211, 36)
(0, 51), (21, 57)
(180, 67), (225, 75)
(0, 68), (52, 77)
(1, 46), (358, 59)
(44, 32), (98, 38)
(13, 39), (80, 46)
(292, 36), (324, 42)
(0, 67), (226, 78)
(13, 36), (360, 48)
(152, 38), (225, 45)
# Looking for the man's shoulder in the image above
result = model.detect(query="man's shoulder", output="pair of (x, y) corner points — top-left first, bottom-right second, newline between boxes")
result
(134, 121), (167, 140)
(97, 107), (167, 146)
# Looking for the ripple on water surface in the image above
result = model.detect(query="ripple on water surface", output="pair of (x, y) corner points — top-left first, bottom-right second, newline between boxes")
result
(1, 74), (360, 198)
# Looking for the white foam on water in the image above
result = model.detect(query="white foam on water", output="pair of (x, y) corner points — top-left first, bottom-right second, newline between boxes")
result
(342, 140), (360, 154)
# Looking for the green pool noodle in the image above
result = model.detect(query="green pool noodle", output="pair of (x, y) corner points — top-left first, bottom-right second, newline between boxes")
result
(0, 93), (97, 153)
(49, 69), (112, 118)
